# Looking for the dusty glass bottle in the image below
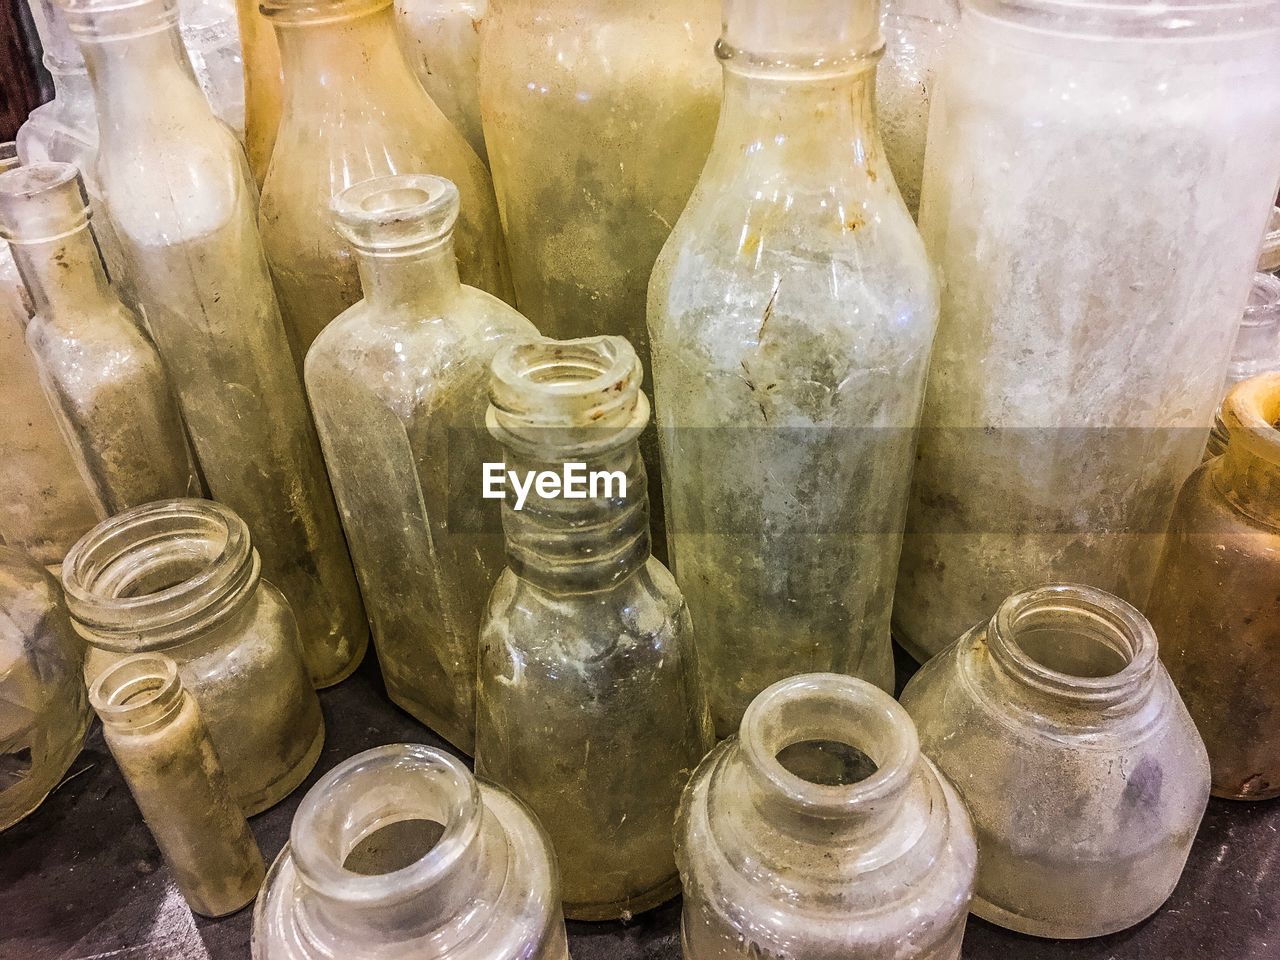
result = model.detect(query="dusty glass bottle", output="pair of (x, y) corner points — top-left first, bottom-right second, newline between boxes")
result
(394, 0), (487, 164)
(90, 652), (266, 916)
(1148, 373), (1280, 801)
(308, 175), (535, 753)
(901, 583), (1210, 938)
(64, 498), (325, 816)
(0, 545), (90, 831)
(877, 0), (958, 218)
(0, 162), (200, 516)
(0, 144), (98, 564)
(259, 0), (510, 373)
(179, 0), (247, 139)
(1206, 274), (1280, 457)
(253, 743), (569, 960)
(895, 0), (1280, 662)
(61, 0), (368, 687)
(649, 0), (939, 736)
(233, 0), (283, 187)
(678, 673), (976, 960)
(476, 335), (713, 920)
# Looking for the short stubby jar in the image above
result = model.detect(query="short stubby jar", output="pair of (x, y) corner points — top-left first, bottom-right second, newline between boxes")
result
(676, 673), (977, 960)
(901, 583), (1210, 939)
(62, 498), (325, 816)
(252, 743), (569, 960)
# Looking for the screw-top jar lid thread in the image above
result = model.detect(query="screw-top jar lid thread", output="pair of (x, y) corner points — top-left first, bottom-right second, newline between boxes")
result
(89, 652), (185, 733)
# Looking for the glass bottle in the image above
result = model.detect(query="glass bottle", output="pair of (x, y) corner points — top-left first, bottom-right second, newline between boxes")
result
(252, 743), (570, 960)
(0, 162), (201, 516)
(476, 335), (713, 920)
(877, 0), (958, 219)
(89, 652), (266, 916)
(179, 0), (247, 139)
(677, 673), (976, 960)
(394, 0), (488, 164)
(63, 498), (325, 816)
(259, 0), (511, 374)
(901, 583), (1210, 938)
(61, 0), (368, 687)
(1148, 373), (1280, 801)
(0, 545), (90, 831)
(0, 144), (98, 564)
(234, 0), (283, 187)
(895, 0), (1280, 661)
(307, 174), (536, 754)
(1206, 274), (1280, 457)
(648, 0), (939, 737)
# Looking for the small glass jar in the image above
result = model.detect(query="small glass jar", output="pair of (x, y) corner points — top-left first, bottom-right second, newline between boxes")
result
(1149, 373), (1280, 800)
(677, 673), (976, 960)
(0, 545), (91, 831)
(1206, 273), (1280, 457)
(901, 583), (1210, 938)
(90, 652), (265, 916)
(252, 743), (569, 960)
(63, 498), (325, 816)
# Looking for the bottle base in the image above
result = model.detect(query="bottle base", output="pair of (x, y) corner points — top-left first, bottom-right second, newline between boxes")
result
(891, 624), (935, 666)
(1212, 779), (1279, 802)
(970, 893), (1157, 940)
(241, 719), (325, 817)
(310, 628), (370, 690)
(564, 872), (681, 922)
(385, 688), (476, 758)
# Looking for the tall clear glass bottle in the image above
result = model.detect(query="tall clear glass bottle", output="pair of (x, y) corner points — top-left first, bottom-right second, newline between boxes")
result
(895, 0), (1280, 661)
(307, 174), (537, 754)
(394, 0), (488, 164)
(0, 162), (200, 515)
(1148, 373), (1280, 801)
(253, 744), (569, 960)
(677, 674), (976, 960)
(0, 144), (97, 564)
(233, 0), (283, 187)
(648, 0), (939, 736)
(60, 0), (368, 687)
(476, 336), (713, 920)
(1206, 273), (1280, 457)
(259, 0), (510, 373)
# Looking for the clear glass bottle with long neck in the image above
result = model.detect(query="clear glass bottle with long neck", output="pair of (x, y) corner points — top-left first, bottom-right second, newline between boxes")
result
(259, 0), (510, 374)
(476, 336), (713, 920)
(0, 162), (200, 515)
(894, 0), (1280, 662)
(307, 174), (536, 754)
(394, 0), (488, 164)
(60, 0), (367, 687)
(233, 0), (282, 187)
(0, 143), (98, 563)
(648, 0), (939, 737)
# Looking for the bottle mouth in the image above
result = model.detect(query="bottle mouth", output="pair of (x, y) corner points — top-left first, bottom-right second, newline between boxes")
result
(57, 0), (182, 40)
(1221, 372), (1280, 469)
(89, 652), (184, 731)
(331, 174), (460, 257)
(62, 498), (259, 650)
(716, 0), (884, 73)
(986, 583), (1158, 706)
(0, 162), (92, 245)
(290, 744), (482, 904)
(260, 0), (390, 25)
(965, 0), (1280, 40)
(739, 673), (918, 820)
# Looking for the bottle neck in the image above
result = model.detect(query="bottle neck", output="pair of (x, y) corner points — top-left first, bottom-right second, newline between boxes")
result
(90, 652), (187, 735)
(354, 237), (462, 314)
(8, 223), (115, 320)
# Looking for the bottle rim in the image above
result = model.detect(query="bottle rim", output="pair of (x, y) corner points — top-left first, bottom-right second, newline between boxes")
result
(331, 174), (460, 257)
(1221, 372), (1280, 469)
(89, 651), (185, 732)
(1241, 272), (1280, 327)
(0, 162), (92, 245)
(57, 0), (182, 39)
(964, 0), (1280, 40)
(260, 0), (391, 25)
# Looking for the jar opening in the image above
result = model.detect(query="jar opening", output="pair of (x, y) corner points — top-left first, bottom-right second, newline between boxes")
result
(343, 820), (447, 875)
(776, 739), (879, 787)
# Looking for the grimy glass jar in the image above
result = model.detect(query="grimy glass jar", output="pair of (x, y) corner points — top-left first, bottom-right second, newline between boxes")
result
(0, 162), (200, 516)
(895, 0), (1280, 661)
(476, 336), (713, 920)
(677, 673), (977, 960)
(648, 0), (938, 737)
(308, 174), (535, 754)
(233, 0), (282, 187)
(1206, 274), (1280, 457)
(253, 744), (569, 960)
(260, 0), (511, 373)
(394, 0), (488, 164)
(0, 545), (90, 831)
(64, 499), (325, 816)
(1148, 373), (1280, 801)
(901, 583), (1210, 938)
(62, 0), (368, 687)
(0, 143), (97, 564)
(90, 653), (266, 917)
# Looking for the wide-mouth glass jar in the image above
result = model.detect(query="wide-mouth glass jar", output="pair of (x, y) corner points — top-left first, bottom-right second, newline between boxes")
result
(62, 498), (324, 816)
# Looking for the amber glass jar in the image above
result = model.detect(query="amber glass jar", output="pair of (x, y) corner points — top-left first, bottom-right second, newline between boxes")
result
(1149, 372), (1280, 800)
